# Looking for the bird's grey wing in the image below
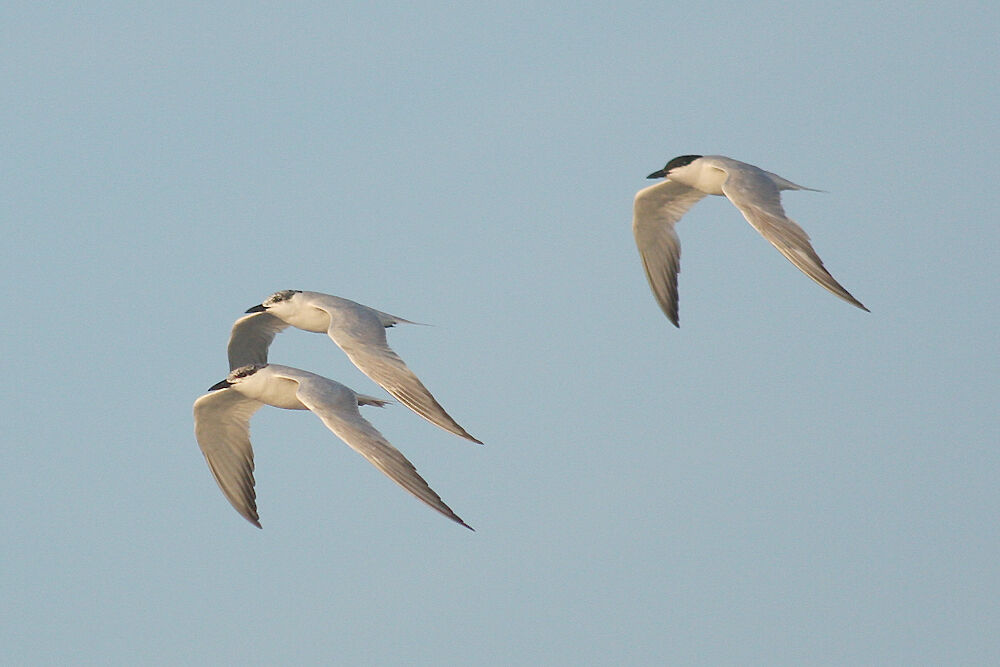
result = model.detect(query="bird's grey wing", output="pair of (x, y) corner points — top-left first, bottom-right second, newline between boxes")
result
(721, 171), (868, 312)
(193, 389), (265, 527)
(632, 180), (707, 326)
(323, 311), (482, 444)
(227, 312), (291, 370)
(291, 375), (473, 530)
(308, 292), (423, 328)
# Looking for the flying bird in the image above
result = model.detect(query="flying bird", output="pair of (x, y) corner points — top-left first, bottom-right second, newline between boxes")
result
(633, 155), (868, 326)
(193, 363), (472, 529)
(228, 290), (482, 444)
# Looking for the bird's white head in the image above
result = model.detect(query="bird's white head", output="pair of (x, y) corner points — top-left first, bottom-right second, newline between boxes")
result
(209, 363), (266, 391)
(245, 289), (302, 316)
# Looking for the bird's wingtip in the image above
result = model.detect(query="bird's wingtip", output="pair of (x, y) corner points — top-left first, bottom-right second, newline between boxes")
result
(458, 430), (484, 445)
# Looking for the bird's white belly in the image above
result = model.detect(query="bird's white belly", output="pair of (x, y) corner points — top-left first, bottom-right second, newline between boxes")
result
(245, 377), (308, 410)
(672, 162), (729, 195)
(283, 306), (331, 334)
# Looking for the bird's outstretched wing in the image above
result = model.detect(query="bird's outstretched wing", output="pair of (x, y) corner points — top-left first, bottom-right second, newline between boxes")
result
(633, 180), (707, 326)
(315, 299), (482, 444)
(227, 312), (291, 370)
(721, 168), (868, 312)
(283, 369), (473, 530)
(193, 389), (265, 527)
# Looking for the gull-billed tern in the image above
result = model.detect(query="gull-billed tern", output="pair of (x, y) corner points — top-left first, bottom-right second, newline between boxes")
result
(193, 363), (472, 529)
(228, 290), (482, 444)
(633, 155), (868, 326)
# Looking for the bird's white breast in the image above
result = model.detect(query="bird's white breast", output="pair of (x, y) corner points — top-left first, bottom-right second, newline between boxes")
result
(236, 372), (308, 410)
(277, 304), (331, 334)
(669, 157), (730, 195)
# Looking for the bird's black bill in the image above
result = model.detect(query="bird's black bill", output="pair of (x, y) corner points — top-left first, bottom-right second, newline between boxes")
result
(647, 169), (667, 179)
(208, 379), (233, 391)
(245, 304), (267, 313)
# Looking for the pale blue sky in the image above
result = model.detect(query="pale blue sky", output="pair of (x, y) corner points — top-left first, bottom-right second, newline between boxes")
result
(2, 2), (998, 665)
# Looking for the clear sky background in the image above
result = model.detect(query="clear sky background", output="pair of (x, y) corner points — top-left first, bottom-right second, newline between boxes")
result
(2, 2), (998, 665)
